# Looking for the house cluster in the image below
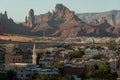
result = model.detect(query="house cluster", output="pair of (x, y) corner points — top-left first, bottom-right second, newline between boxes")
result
(49, 37), (120, 44)
(79, 37), (120, 44)
(3, 63), (59, 80)
(84, 48), (116, 57)
(0, 42), (120, 80)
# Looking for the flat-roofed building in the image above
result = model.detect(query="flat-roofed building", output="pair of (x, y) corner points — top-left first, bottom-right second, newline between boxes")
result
(5, 54), (23, 63)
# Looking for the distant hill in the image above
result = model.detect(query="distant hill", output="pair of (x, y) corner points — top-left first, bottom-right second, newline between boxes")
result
(77, 10), (120, 36)
(77, 10), (120, 26)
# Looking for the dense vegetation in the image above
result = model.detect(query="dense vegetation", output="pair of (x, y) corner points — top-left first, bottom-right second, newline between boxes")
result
(0, 70), (17, 80)
(84, 62), (118, 80)
(91, 54), (102, 60)
(69, 50), (85, 59)
(54, 62), (65, 68)
(33, 74), (69, 80)
(108, 40), (117, 50)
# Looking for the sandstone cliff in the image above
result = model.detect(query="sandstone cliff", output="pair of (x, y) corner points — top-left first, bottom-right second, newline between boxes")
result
(25, 4), (94, 37)
(0, 4), (120, 37)
(25, 9), (35, 28)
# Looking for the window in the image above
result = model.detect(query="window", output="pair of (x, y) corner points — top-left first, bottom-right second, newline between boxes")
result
(21, 74), (23, 77)
(26, 74), (30, 77)
(21, 70), (23, 72)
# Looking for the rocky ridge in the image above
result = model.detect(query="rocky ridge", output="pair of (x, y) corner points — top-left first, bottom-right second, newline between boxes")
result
(25, 4), (95, 37)
(0, 4), (120, 37)
(77, 10), (120, 36)
(0, 11), (30, 35)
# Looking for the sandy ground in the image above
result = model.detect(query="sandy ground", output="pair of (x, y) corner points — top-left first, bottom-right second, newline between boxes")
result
(0, 35), (33, 42)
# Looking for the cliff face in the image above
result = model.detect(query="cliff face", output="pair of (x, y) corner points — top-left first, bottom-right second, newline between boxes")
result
(77, 10), (120, 26)
(77, 10), (120, 36)
(23, 4), (120, 37)
(0, 24), (3, 34)
(54, 4), (95, 37)
(25, 4), (94, 37)
(1, 4), (120, 37)
(0, 11), (9, 34)
(25, 9), (35, 28)
(93, 17), (114, 37)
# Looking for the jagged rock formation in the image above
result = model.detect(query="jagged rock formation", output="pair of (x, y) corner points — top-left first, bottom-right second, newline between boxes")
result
(0, 11), (8, 22)
(0, 4), (120, 37)
(0, 11), (30, 35)
(0, 24), (3, 34)
(77, 10), (120, 36)
(77, 10), (120, 26)
(25, 4), (94, 37)
(0, 11), (8, 34)
(94, 17), (114, 37)
(22, 4), (120, 37)
(51, 4), (94, 37)
(89, 17), (118, 37)
(25, 9), (35, 28)
(4, 11), (8, 20)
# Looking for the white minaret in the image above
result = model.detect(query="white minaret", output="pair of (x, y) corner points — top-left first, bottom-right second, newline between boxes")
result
(32, 44), (37, 64)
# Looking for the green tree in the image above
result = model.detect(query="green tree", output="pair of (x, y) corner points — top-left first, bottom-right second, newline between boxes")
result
(7, 70), (17, 80)
(33, 74), (68, 80)
(94, 63), (114, 80)
(0, 72), (9, 80)
(71, 76), (75, 80)
(108, 40), (116, 50)
(85, 69), (94, 78)
(85, 62), (118, 80)
(70, 50), (85, 59)
(54, 62), (65, 68)
(92, 54), (101, 60)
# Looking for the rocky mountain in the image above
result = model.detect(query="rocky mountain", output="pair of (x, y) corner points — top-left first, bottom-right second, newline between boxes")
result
(0, 11), (30, 35)
(92, 17), (114, 37)
(0, 4), (120, 37)
(24, 4), (120, 37)
(0, 11), (7, 34)
(25, 9), (35, 28)
(77, 10), (120, 26)
(77, 10), (120, 36)
(24, 4), (95, 37)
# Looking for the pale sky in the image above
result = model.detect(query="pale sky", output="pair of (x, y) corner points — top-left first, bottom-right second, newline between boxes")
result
(0, 0), (120, 22)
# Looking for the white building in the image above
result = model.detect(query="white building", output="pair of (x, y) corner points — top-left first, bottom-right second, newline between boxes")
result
(17, 67), (35, 80)
(84, 48), (116, 58)
(32, 44), (37, 64)
(17, 67), (58, 80)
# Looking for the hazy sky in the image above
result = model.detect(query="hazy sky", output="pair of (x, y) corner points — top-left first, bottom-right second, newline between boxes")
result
(0, 0), (120, 22)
